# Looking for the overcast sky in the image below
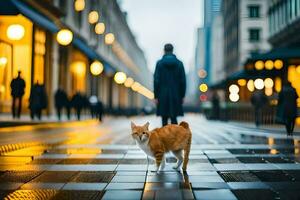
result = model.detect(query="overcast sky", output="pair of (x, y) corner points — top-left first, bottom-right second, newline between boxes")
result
(119, 0), (203, 73)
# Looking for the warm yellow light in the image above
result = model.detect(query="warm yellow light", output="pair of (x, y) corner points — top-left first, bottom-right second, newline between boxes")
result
(274, 60), (283, 69)
(7, 24), (25, 41)
(198, 69), (207, 78)
(105, 33), (115, 45)
(229, 93), (239, 102)
(0, 57), (8, 66)
(90, 61), (103, 76)
(88, 11), (99, 24)
(124, 77), (134, 87)
(265, 87), (273, 96)
(74, 0), (85, 11)
(199, 83), (208, 92)
(255, 60), (264, 70)
(131, 82), (141, 91)
(275, 77), (282, 92)
(95, 23), (105, 35)
(296, 66), (300, 74)
(237, 79), (246, 86)
(56, 29), (73, 46)
(114, 72), (127, 84)
(71, 61), (86, 76)
(247, 80), (255, 92)
(0, 85), (5, 93)
(229, 84), (239, 93)
(254, 79), (264, 90)
(265, 60), (274, 70)
(264, 78), (274, 88)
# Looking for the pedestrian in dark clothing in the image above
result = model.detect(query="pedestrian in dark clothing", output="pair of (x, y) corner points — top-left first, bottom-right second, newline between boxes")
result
(251, 90), (268, 127)
(71, 92), (84, 120)
(29, 82), (47, 120)
(154, 43), (186, 126)
(96, 100), (103, 121)
(276, 81), (299, 135)
(89, 96), (98, 118)
(10, 71), (25, 118)
(54, 88), (68, 120)
(211, 92), (220, 120)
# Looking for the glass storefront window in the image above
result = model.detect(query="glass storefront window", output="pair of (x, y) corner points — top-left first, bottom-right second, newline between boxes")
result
(0, 14), (33, 112)
(288, 65), (300, 107)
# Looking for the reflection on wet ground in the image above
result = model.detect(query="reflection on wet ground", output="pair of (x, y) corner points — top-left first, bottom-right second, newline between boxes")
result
(0, 115), (300, 199)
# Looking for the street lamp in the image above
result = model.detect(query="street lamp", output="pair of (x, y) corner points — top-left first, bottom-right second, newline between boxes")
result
(264, 78), (274, 88)
(0, 57), (7, 66)
(124, 77), (134, 87)
(229, 84), (239, 93)
(88, 11), (99, 24)
(274, 60), (283, 70)
(114, 72), (127, 84)
(229, 93), (239, 102)
(7, 24), (25, 41)
(247, 80), (255, 92)
(255, 60), (264, 70)
(254, 79), (264, 90)
(95, 23), (105, 35)
(105, 33), (115, 45)
(74, 0), (85, 11)
(90, 61), (103, 76)
(56, 29), (73, 46)
(265, 60), (274, 70)
(131, 82), (141, 91)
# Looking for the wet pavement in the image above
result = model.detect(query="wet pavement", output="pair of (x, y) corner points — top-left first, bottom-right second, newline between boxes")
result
(0, 114), (299, 200)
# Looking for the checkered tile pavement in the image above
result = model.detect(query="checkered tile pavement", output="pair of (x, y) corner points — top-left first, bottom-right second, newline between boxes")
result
(0, 115), (299, 200)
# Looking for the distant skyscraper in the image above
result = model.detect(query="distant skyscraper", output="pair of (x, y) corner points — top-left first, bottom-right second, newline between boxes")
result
(203, 0), (221, 83)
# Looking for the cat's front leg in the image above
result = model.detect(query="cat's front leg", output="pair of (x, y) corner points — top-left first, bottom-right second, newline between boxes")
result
(153, 151), (164, 173)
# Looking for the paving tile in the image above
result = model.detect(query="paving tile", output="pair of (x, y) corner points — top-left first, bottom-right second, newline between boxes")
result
(214, 164), (247, 171)
(0, 182), (23, 190)
(106, 182), (144, 190)
(52, 190), (104, 200)
(21, 182), (64, 190)
(49, 164), (117, 171)
(71, 171), (115, 183)
(4, 189), (58, 199)
(102, 190), (142, 200)
(189, 175), (225, 183)
(62, 183), (107, 190)
(228, 182), (270, 189)
(144, 182), (190, 190)
(232, 189), (278, 200)
(116, 171), (147, 176)
(193, 189), (237, 200)
(219, 171), (260, 182)
(111, 175), (145, 182)
(191, 182), (230, 189)
(30, 171), (77, 182)
(116, 164), (148, 171)
(0, 171), (42, 183)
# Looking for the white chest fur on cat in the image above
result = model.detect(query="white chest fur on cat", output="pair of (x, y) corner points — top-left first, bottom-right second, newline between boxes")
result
(136, 141), (154, 159)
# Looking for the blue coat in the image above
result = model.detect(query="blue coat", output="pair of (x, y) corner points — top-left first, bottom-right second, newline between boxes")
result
(154, 54), (186, 117)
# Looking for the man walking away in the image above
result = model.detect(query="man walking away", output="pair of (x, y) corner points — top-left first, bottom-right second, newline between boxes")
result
(54, 87), (68, 120)
(276, 81), (299, 135)
(251, 90), (268, 127)
(10, 71), (25, 118)
(29, 82), (47, 120)
(154, 43), (186, 126)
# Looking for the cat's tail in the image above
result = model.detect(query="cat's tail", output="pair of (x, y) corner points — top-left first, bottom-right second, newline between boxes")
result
(179, 121), (190, 130)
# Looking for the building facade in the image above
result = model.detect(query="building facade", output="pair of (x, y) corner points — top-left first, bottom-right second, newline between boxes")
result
(0, 0), (152, 115)
(222, 0), (271, 77)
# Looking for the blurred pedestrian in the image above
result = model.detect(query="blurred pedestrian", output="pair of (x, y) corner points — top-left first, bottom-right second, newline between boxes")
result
(211, 91), (220, 120)
(71, 92), (84, 120)
(89, 96), (98, 118)
(10, 71), (25, 118)
(29, 82), (47, 120)
(251, 90), (268, 127)
(96, 100), (103, 121)
(54, 87), (68, 120)
(276, 81), (299, 135)
(154, 43), (186, 126)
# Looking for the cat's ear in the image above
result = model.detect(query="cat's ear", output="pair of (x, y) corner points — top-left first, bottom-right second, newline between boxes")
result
(131, 122), (136, 130)
(144, 122), (150, 130)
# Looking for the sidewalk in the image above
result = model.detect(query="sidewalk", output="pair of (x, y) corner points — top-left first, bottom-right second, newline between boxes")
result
(0, 113), (95, 128)
(230, 121), (300, 135)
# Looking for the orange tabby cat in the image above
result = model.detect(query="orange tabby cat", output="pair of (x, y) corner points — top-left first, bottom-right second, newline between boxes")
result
(131, 121), (192, 172)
